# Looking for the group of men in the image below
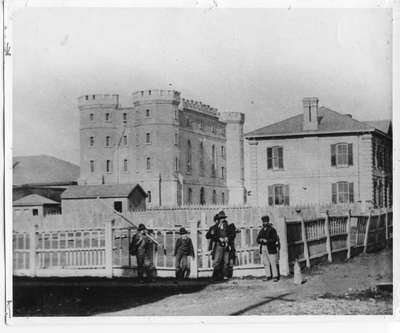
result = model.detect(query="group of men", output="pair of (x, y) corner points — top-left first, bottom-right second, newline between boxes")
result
(129, 211), (280, 283)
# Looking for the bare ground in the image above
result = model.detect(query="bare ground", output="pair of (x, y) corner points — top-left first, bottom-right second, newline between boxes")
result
(13, 248), (392, 316)
(103, 248), (393, 316)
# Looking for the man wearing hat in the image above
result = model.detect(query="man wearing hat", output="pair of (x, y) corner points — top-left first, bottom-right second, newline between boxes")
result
(129, 223), (156, 282)
(206, 214), (220, 264)
(211, 210), (231, 281)
(174, 227), (195, 280)
(256, 215), (280, 282)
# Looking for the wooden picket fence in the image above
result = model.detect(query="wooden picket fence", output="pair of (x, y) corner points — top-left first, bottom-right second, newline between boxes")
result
(13, 207), (392, 278)
(286, 208), (392, 269)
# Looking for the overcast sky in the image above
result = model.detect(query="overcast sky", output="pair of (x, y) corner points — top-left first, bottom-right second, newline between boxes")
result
(12, 7), (392, 164)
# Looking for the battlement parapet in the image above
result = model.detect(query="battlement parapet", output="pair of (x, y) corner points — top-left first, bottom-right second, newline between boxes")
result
(132, 89), (181, 105)
(78, 94), (119, 110)
(219, 112), (245, 124)
(182, 98), (218, 116)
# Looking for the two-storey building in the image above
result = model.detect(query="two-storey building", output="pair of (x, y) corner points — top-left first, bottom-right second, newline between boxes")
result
(245, 97), (392, 208)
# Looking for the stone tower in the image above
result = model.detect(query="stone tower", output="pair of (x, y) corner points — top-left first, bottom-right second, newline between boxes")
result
(219, 112), (246, 205)
(77, 94), (122, 185)
(132, 89), (181, 207)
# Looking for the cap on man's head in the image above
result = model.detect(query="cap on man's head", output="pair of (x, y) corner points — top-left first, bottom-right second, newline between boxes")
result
(217, 210), (227, 220)
(138, 223), (146, 231)
(261, 215), (270, 223)
(179, 227), (188, 235)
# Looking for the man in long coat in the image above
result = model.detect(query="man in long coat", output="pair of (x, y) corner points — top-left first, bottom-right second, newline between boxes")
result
(256, 215), (280, 282)
(174, 227), (195, 280)
(129, 223), (156, 282)
(211, 210), (231, 281)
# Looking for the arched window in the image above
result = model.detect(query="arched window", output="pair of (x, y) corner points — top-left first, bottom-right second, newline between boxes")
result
(106, 136), (111, 146)
(186, 140), (192, 172)
(123, 113), (127, 123)
(200, 187), (205, 205)
(188, 188), (192, 204)
(212, 190), (217, 204)
(123, 159), (128, 172)
(199, 142), (204, 175)
(221, 192), (225, 204)
(211, 145), (216, 177)
(89, 136), (94, 147)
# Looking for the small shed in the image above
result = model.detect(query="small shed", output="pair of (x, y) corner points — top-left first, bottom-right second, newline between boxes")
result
(13, 194), (61, 218)
(61, 184), (147, 223)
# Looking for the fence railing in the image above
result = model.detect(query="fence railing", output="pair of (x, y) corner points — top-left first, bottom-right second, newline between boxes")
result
(286, 208), (392, 268)
(13, 207), (392, 278)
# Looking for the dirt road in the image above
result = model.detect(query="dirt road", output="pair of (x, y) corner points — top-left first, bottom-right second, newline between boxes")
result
(14, 248), (392, 316)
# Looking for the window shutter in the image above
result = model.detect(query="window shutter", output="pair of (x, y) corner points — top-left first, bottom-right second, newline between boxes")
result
(332, 183), (337, 204)
(348, 144), (353, 166)
(268, 185), (274, 206)
(331, 144), (336, 166)
(267, 148), (273, 169)
(278, 147), (284, 169)
(284, 184), (290, 206)
(349, 183), (354, 203)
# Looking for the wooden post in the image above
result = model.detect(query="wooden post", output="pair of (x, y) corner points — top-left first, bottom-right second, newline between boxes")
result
(385, 208), (389, 248)
(363, 210), (372, 253)
(29, 224), (38, 276)
(104, 219), (114, 278)
(299, 214), (310, 268)
(189, 219), (199, 278)
(324, 211), (332, 263)
(346, 210), (352, 260)
(279, 216), (289, 276)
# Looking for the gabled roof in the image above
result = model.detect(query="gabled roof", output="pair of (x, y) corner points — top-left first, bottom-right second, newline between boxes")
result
(13, 194), (60, 207)
(245, 107), (390, 138)
(61, 184), (147, 199)
(363, 120), (392, 135)
(13, 155), (80, 186)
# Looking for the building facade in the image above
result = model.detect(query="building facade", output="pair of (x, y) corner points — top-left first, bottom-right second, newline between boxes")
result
(78, 90), (245, 207)
(245, 97), (392, 209)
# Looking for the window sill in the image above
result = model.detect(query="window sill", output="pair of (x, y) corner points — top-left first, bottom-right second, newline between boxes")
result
(267, 168), (285, 172)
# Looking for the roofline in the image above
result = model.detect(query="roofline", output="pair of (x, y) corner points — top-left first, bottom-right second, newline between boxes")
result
(61, 184), (148, 200)
(13, 202), (60, 207)
(245, 128), (392, 141)
(13, 181), (78, 187)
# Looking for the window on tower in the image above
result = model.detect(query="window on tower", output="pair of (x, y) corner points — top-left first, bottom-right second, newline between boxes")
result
(146, 157), (151, 170)
(123, 113), (127, 123)
(123, 159), (128, 172)
(146, 109), (151, 117)
(89, 136), (95, 147)
(89, 113), (94, 121)
(146, 133), (151, 144)
(90, 160), (95, 173)
(106, 136), (111, 147)
(106, 160), (112, 173)
(105, 113), (111, 121)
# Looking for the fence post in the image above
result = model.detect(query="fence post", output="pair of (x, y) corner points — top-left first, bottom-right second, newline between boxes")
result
(363, 210), (372, 253)
(324, 211), (332, 263)
(104, 219), (114, 278)
(190, 218), (199, 279)
(385, 208), (389, 248)
(29, 224), (38, 276)
(299, 214), (310, 268)
(346, 210), (352, 260)
(279, 216), (289, 276)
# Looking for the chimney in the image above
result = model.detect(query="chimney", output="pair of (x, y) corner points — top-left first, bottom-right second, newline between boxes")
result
(302, 97), (319, 131)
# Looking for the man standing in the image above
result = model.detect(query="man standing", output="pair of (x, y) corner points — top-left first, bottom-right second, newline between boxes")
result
(206, 214), (220, 279)
(256, 215), (280, 282)
(129, 223), (156, 282)
(226, 222), (238, 279)
(174, 227), (195, 280)
(212, 210), (231, 281)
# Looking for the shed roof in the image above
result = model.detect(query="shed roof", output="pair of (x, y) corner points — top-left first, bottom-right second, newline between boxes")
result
(61, 184), (147, 199)
(245, 107), (391, 138)
(13, 194), (60, 207)
(13, 155), (80, 186)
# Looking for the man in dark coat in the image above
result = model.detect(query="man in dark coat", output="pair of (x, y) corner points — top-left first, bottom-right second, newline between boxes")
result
(211, 210), (231, 281)
(256, 215), (280, 282)
(226, 223), (238, 279)
(129, 223), (156, 282)
(174, 227), (195, 280)
(206, 214), (220, 279)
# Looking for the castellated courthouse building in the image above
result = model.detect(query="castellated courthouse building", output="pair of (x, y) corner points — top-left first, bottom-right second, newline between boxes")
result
(77, 89), (245, 207)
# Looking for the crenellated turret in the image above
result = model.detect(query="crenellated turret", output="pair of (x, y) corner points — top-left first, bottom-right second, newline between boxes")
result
(78, 94), (119, 110)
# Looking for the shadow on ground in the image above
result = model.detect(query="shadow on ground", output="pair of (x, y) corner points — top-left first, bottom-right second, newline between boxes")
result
(13, 276), (212, 316)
